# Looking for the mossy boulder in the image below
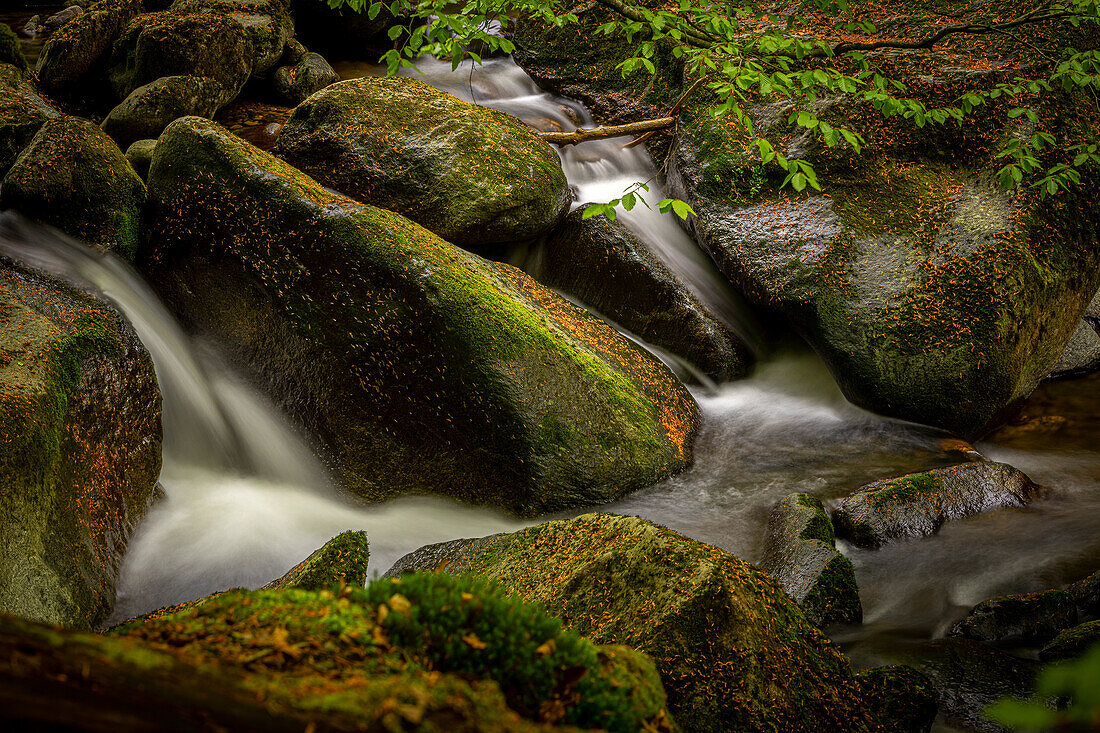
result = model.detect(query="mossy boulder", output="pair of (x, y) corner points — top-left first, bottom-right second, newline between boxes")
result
(264, 530), (370, 590)
(1068, 568), (1100, 618)
(102, 74), (232, 150)
(142, 117), (697, 514)
(34, 0), (145, 103)
(274, 75), (572, 247)
(107, 9), (252, 101)
(0, 64), (58, 176)
(831, 462), (1043, 549)
(112, 573), (674, 731)
(1039, 619), (1100, 662)
(0, 251), (161, 629)
(758, 493), (862, 628)
(386, 513), (882, 732)
(2, 574), (673, 730)
(528, 209), (751, 382)
(269, 51), (337, 106)
(169, 0), (293, 77)
(0, 22), (28, 75)
(855, 665), (937, 733)
(949, 589), (1078, 643)
(124, 138), (156, 179)
(1, 116), (146, 259)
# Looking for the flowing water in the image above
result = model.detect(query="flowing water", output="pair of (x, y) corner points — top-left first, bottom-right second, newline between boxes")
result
(2, 50), (1098, 726)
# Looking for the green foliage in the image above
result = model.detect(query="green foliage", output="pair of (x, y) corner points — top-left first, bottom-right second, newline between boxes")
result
(986, 642), (1100, 730)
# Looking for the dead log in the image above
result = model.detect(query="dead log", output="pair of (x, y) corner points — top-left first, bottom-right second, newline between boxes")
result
(538, 117), (676, 146)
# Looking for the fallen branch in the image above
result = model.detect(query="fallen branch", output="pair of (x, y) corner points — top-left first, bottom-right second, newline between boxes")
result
(539, 117), (676, 145)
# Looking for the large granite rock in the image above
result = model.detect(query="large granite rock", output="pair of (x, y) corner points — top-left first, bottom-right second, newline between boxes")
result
(832, 462), (1043, 549)
(759, 493), (862, 627)
(386, 513), (884, 732)
(949, 589), (1078, 643)
(141, 117), (697, 515)
(274, 75), (571, 246)
(1051, 289), (1100, 377)
(0, 64), (59, 176)
(102, 74), (233, 150)
(0, 246), (161, 629)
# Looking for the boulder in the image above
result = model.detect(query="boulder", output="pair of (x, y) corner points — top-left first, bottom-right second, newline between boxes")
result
(124, 138), (156, 179)
(1039, 619), (1100, 662)
(169, 0), (293, 77)
(1051, 289), (1100, 377)
(112, 574), (674, 731)
(527, 209), (751, 382)
(107, 9), (252, 100)
(0, 64), (58, 175)
(1068, 568), (1100, 618)
(1, 116), (146, 260)
(0, 23), (28, 75)
(44, 5), (84, 32)
(855, 665), (937, 733)
(142, 117), (697, 515)
(832, 462), (1043, 549)
(274, 75), (571, 246)
(386, 513), (882, 732)
(901, 638), (1040, 733)
(269, 51), (337, 106)
(102, 74), (232, 150)
(263, 530), (369, 590)
(758, 493), (862, 627)
(949, 589), (1077, 643)
(35, 0), (145, 103)
(0, 251), (161, 629)
(290, 0), (397, 60)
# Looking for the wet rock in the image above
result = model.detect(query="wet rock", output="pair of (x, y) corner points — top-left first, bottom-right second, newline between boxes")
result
(1, 117), (146, 260)
(107, 8), (252, 101)
(1039, 619), (1100, 662)
(832, 462), (1043, 549)
(103, 75), (233, 150)
(170, 0), (293, 77)
(949, 589), (1077, 643)
(1067, 568), (1100, 618)
(0, 23), (28, 74)
(269, 51), (337, 106)
(22, 16), (41, 38)
(35, 0), (144, 103)
(263, 530), (369, 590)
(527, 209), (751, 382)
(274, 75), (571, 247)
(855, 665), (937, 733)
(43, 5), (83, 32)
(125, 138), (156, 179)
(1051, 290), (1100, 378)
(386, 513), (882, 732)
(142, 117), (697, 515)
(0, 64), (59, 175)
(0, 250), (161, 629)
(902, 638), (1040, 733)
(291, 0), (397, 60)
(758, 493), (862, 627)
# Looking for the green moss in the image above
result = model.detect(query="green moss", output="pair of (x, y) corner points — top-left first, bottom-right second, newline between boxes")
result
(829, 160), (961, 239)
(266, 530), (370, 590)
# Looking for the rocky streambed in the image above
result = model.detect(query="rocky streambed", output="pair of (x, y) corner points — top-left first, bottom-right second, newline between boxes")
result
(0, 2), (1099, 732)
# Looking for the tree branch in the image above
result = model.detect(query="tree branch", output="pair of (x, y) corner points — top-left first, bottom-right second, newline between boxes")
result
(539, 117), (676, 145)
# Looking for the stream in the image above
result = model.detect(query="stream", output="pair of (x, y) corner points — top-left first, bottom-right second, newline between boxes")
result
(2, 49), (1098, 730)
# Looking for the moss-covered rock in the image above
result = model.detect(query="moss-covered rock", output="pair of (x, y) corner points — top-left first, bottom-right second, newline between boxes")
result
(264, 530), (369, 590)
(269, 50), (337, 106)
(102, 74), (232, 150)
(832, 462), (1043, 549)
(949, 589), (1078, 643)
(0, 64), (58, 176)
(107, 8), (252, 101)
(124, 138), (156, 179)
(170, 0), (293, 77)
(142, 117), (697, 514)
(274, 75), (571, 246)
(34, 0), (145, 103)
(758, 493), (862, 628)
(386, 513), (882, 732)
(112, 573), (674, 731)
(855, 665), (937, 733)
(1039, 619), (1100, 662)
(1, 116), (146, 259)
(1068, 568), (1100, 618)
(0, 252), (161, 629)
(0, 22), (28, 75)
(527, 209), (751, 382)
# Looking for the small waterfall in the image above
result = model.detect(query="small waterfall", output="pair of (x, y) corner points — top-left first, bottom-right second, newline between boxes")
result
(0, 215), (520, 620)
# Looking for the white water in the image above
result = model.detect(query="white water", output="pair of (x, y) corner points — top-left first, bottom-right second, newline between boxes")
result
(0, 216), (521, 621)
